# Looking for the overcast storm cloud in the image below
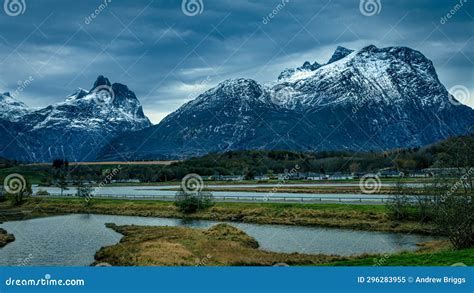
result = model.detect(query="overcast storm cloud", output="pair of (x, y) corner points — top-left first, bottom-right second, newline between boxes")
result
(0, 0), (472, 123)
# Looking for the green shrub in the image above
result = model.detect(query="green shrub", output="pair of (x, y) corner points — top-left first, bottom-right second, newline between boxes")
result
(174, 189), (214, 214)
(36, 190), (50, 196)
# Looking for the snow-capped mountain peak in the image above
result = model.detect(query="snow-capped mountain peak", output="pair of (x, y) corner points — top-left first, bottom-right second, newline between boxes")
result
(0, 92), (31, 122)
(98, 45), (474, 161)
(0, 76), (151, 162)
(327, 46), (354, 64)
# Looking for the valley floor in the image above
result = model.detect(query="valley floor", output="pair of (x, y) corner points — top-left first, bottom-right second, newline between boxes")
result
(0, 198), (469, 267)
(94, 223), (346, 266)
(0, 197), (436, 234)
(94, 224), (465, 267)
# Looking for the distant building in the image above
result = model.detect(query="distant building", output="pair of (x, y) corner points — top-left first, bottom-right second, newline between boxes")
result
(421, 168), (467, 177)
(328, 172), (354, 180)
(254, 175), (270, 181)
(377, 170), (403, 178)
(212, 175), (244, 181)
(111, 179), (141, 183)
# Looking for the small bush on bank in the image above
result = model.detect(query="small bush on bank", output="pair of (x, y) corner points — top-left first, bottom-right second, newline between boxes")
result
(174, 189), (214, 214)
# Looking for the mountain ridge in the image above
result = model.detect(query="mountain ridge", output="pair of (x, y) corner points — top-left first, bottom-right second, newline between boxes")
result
(97, 45), (474, 161)
(0, 77), (151, 162)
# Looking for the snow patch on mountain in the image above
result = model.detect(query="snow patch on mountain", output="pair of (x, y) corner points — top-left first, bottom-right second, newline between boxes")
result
(98, 45), (474, 161)
(0, 92), (32, 122)
(0, 76), (151, 162)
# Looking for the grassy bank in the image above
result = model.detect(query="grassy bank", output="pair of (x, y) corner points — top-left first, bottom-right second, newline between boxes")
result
(327, 246), (473, 266)
(94, 224), (464, 267)
(94, 223), (348, 266)
(0, 197), (437, 235)
(0, 228), (14, 248)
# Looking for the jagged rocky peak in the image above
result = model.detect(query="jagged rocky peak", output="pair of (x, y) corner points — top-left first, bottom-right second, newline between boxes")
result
(98, 44), (474, 161)
(0, 92), (30, 122)
(0, 91), (28, 107)
(87, 76), (141, 105)
(211, 78), (263, 99)
(278, 60), (321, 82)
(352, 45), (438, 77)
(327, 46), (354, 64)
(300, 61), (321, 71)
(91, 75), (112, 90)
(111, 82), (139, 101)
(0, 75), (152, 162)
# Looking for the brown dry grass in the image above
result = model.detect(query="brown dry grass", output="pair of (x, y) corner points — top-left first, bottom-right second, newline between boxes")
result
(3, 198), (437, 235)
(94, 223), (347, 266)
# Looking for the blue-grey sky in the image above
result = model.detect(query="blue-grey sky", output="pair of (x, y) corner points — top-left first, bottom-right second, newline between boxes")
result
(0, 0), (472, 123)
